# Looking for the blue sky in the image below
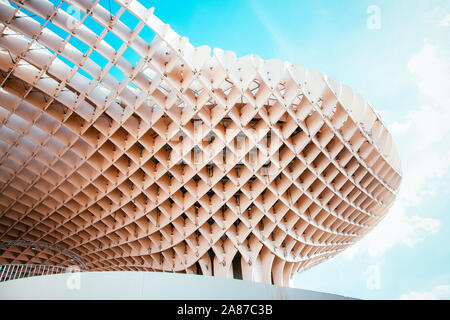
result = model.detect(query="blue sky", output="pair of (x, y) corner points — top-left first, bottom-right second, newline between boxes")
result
(147, 0), (450, 300)
(40, 0), (449, 299)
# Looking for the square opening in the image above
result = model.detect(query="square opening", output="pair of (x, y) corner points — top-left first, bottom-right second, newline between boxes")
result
(138, 24), (156, 44)
(123, 46), (141, 68)
(109, 65), (125, 82)
(46, 21), (69, 39)
(119, 9), (140, 31)
(90, 49), (109, 69)
(68, 36), (90, 55)
(83, 15), (105, 36)
(103, 31), (124, 52)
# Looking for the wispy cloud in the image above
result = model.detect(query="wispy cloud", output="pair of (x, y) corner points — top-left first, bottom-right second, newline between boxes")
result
(247, 0), (295, 58)
(344, 42), (449, 259)
(440, 14), (450, 27)
(248, 1), (448, 276)
(400, 285), (450, 300)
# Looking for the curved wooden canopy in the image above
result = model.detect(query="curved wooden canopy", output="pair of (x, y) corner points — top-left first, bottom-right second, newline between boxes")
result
(0, 0), (401, 287)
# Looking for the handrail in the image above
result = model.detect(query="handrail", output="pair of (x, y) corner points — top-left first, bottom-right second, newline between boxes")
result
(0, 241), (87, 270)
(0, 264), (82, 282)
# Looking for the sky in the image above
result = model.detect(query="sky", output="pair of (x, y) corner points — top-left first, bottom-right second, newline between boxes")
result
(145, 0), (450, 300)
(39, 0), (450, 299)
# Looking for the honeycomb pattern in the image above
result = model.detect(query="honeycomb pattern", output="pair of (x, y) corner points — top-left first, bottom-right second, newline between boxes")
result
(0, 0), (401, 287)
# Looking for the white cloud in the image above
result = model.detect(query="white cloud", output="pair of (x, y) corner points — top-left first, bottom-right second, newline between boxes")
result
(344, 42), (449, 259)
(249, 8), (449, 261)
(400, 285), (450, 300)
(440, 14), (450, 27)
(408, 43), (450, 105)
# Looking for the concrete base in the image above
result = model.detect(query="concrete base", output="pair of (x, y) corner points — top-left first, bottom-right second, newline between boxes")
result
(0, 271), (352, 300)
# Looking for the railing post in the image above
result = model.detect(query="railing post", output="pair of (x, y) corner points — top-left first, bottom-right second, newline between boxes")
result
(3, 265), (12, 282)
(12, 265), (17, 280)
(0, 265), (7, 282)
(6, 265), (15, 281)
(13, 265), (20, 280)
(7, 265), (13, 281)
(32, 264), (37, 277)
(23, 265), (30, 279)
(17, 264), (25, 279)
(0, 265), (4, 281)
